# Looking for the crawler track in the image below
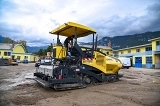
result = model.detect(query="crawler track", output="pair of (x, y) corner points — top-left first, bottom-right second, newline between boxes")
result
(34, 74), (123, 91)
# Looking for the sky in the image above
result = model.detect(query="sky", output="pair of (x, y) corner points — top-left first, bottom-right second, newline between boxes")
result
(0, 0), (160, 47)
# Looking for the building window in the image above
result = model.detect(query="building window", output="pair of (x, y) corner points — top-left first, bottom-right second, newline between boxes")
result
(121, 51), (123, 54)
(17, 56), (21, 60)
(156, 41), (160, 46)
(128, 50), (131, 53)
(146, 57), (152, 63)
(136, 49), (140, 52)
(145, 47), (152, 51)
(4, 52), (11, 56)
(4, 52), (7, 56)
(24, 56), (28, 59)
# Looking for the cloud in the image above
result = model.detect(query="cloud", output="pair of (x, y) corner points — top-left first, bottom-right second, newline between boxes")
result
(0, 0), (160, 46)
(89, 0), (160, 39)
(0, 22), (22, 34)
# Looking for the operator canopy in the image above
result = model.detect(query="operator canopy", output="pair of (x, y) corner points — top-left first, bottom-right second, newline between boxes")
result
(49, 22), (96, 38)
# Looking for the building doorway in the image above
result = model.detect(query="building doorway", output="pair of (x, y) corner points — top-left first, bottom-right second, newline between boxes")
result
(135, 57), (142, 68)
(146, 56), (152, 69)
(12, 55), (15, 60)
(155, 54), (160, 69)
(34, 57), (36, 62)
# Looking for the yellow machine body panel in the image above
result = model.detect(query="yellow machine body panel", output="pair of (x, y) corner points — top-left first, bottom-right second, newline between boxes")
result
(50, 22), (122, 74)
(105, 56), (122, 74)
(82, 51), (122, 74)
(50, 22), (96, 38)
(53, 46), (66, 59)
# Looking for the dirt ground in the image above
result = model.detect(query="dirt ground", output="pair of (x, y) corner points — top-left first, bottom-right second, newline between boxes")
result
(0, 63), (160, 106)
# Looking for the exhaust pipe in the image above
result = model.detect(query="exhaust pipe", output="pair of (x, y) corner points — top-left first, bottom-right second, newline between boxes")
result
(95, 34), (98, 50)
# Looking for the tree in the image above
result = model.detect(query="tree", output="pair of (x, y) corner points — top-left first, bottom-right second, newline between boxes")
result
(43, 49), (47, 55)
(46, 45), (53, 52)
(2, 37), (13, 43)
(38, 49), (44, 56)
(36, 44), (53, 56)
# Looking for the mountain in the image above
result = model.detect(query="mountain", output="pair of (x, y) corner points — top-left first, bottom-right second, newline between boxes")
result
(1, 31), (160, 52)
(27, 46), (48, 52)
(96, 31), (160, 50)
(0, 35), (5, 43)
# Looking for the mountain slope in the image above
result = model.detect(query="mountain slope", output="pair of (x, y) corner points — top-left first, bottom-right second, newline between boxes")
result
(1, 31), (160, 52)
(0, 35), (4, 43)
(98, 31), (160, 50)
(27, 46), (47, 52)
